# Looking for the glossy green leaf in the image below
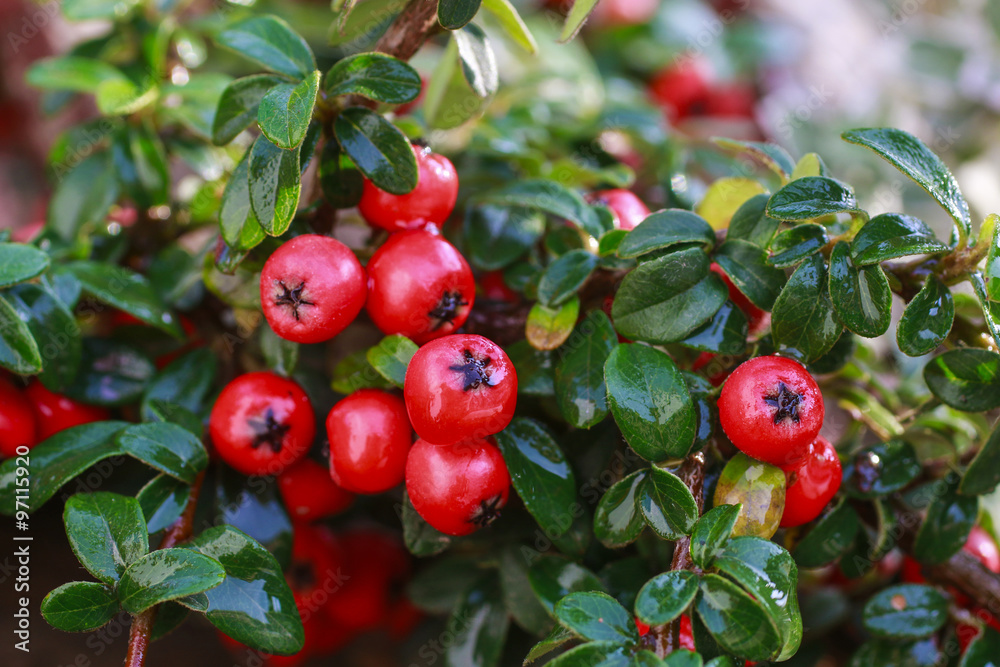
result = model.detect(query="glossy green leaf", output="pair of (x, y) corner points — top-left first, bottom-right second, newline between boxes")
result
(144, 401), (202, 437)
(402, 491), (453, 557)
(41, 582), (118, 633)
(248, 134), (301, 236)
(138, 474), (192, 535)
(713, 453), (785, 540)
(766, 176), (860, 221)
(47, 151), (119, 241)
(727, 194), (780, 248)
(616, 210), (715, 259)
(690, 504), (741, 569)
(66, 261), (182, 337)
(828, 241), (892, 337)
(324, 52), (421, 103)
(984, 214), (1000, 301)
(0, 294), (42, 374)
(771, 253), (843, 363)
(851, 213), (949, 266)
(141, 348), (218, 421)
(5, 282), (81, 390)
(408, 556), (483, 614)
(842, 128), (971, 243)
(897, 275), (954, 357)
(0, 421), (129, 515)
(792, 500), (859, 568)
(862, 584), (948, 640)
(849, 638), (942, 667)
(318, 139), (364, 210)
(768, 223), (828, 269)
(64, 492), (148, 585)
(527, 297), (579, 351)
(713, 138), (795, 179)
(111, 124), (169, 209)
(924, 349), (1000, 412)
(524, 625), (575, 664)
(186, 525), (304, 655)
(960, 421), (1000, 496)
(483, 180), (603, 239)
(216, 15), (316, 79)
(0, 243), (49, 288)
(696, 574), (781, 662)
(555, 591), (637, 643)
(594, 470), (646, 549)
(605, 344), (697, 461)
(64, 338), (156, 407)
(115, 422), (208, 484)
(367, 335), (417, 388)
(481, 0), (537, 53)
(679, 302), (749, 356)
(635, 571), (698, 627)
(843, 440), (921, 499)
(438, 0), (482, 30)
(454, 23), (497, 98)
(638, 466), (699, 541)
(960, 627), (1000, 667)
(212, 74), (285, 146)
(331, 349), (395, 395)
(27, 55), (128, 92)
(118, 548), (225, 615)
(444, 574), (508, 667)
(334, 106), (417, 195)
(219, 150), (266, 251)
(528, 556), (605, 615)
(554, 310), (617, 429)
(538, 250), (598, 307)
(211, 467), (293, 566)
(969, 271), (1000, 351)
(547, 641), (631, 667)
(663, 651), (701, 667)
(463, 205), (544, 271)
(495, 418), (578, 539)
(612, 247), (727, 344)
(714, 239), (786, 309)
(913, 478), (977, 564)
(559, 0), (600, 42)
(257, 71), (320, 150)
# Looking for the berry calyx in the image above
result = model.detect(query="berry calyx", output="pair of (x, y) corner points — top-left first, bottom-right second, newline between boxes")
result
(326, 389), (412, 494)
(358, 146), (459, 232)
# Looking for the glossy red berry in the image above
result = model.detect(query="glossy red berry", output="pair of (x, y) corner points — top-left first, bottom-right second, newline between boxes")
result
(358, 147), (458, 232)
(405, 437), (510, 536)
(649, 60), (712, 123)
(24, 381), (109, 442)
(964, 526), (1000, 573)
(365, 230), (475, 344)
(326, 389), (412, 494)
(209, 372), (315, 476)
(0, 378), (35, 457)
(479, 271), (519, 305)
(710, 263), (770, 336)
(587, 189), (651, 231)
(779, 436), (842, 528)
(260, 234), (366, 344)
(278, 458), (354, 522)
(718, 356), (824, 465)
(403, 334), (517, 445)
(679, 614), (695, 651)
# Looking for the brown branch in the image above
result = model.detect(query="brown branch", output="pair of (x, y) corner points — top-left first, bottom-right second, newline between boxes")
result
(124, 470), (207, 667)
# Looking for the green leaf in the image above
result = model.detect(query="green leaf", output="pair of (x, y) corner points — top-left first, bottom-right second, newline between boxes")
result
(402, 491), (452, 557)
(616, 210), (715, 259)
(318, 140), (364, 210)
(913, 478), (977, 564)
(324, 52), (421, 103)
(713, 239), (786, 310)
(482, 180), (603, 240)
(41, 582), (118, 633)
(714, 536), (802, 661)
(679, 302), (749, 356)
(334, 106), (418, 195)
(842, 127), (971, 244)
(5, 283), (80, 390)
(850, 638), (941, 667)
(115, 422), (208, 484)
(212, 74), (285, 146)
(897, 276), (954, 357)
(538, 250), (598, 307)
(611, 247), (727, 344)
(560, 0), (600, 42)
(924, 349), (1000, 412)
(554, 310), (617, 428)
(970, 271), (1000, 352)
(711, 138), (795, 181)
(960, 421), (1000, 496)
(828, 241), (892, 337)
(27, 55), (128, 92)
(766, 177), (860, 221)
(638, 466), (699, 540)
(635, 571), (699, 627)
(851, 213), (949, 266)
(555, 591), (637, 643)
(525, 625), (575, 664)
(66, 261), (182, 337)
(454, 23), (498, 98)
(0, 422), (129, 515)
(0, 294), (42, 374)
(862, 584), (948, 640)
(594, 471), (646, 549)
(257, 71), (320, 150)
(259, 326), (298, 377)
(463, 205), (544, 271)
(216, 15), (316, 79)
(528, 556), (605, 615)
(767, 223), (828, 269)
(248, 134), (301, 236)
(185, 525), (304, 655)
(47, 151), (119, 241)
(220, 150), (266, 251)
(792, 153), (830, 179)
(63, 0), (140, 20)
(843, 440), (921, 499)
(118, 548), (225, 615)
(547, 642), (631, 667)
(663, 652), (701, 667)
(409, 555), (483, 614)
(367, 335), (418, 388)
(481, 0), (537, 53)
(727, 194), (780, 248)
(438, 0), (482, 30)
(137, 474), (192, 534)
(141, 348), (218, 421)
(64, 492), (148, 585)
(713, 454), (785, 540)
(696, 574), (781, 662)
(792, 500), (859, 568)
(111, 124), (169, 208)
(690, 504), (741, 569)
(985, 214), (1000, 301)
(331, 349), (394, 394)
(498, 547), (553, 634)
(444, 575), (509, 667)
(960, 627), (1000, 667)
(771, 253), (843, 363)
(527, 297), (579, 351)
(424, 37), (488, 130)
(64, 338), (156, 407)
(605, 343), (697, 461)
(95, 77), (158, 117)
(495, 418), (578, 539)
(0, 243), (50, 288)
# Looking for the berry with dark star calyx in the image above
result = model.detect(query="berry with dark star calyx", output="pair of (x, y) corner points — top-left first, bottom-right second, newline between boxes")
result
(358, 145), (459, 232)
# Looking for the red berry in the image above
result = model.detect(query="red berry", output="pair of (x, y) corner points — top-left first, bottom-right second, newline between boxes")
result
(479, 271), (519, 305)
(964, 526), (1000, 573)
(24, 381), (109, 442)
(358, 147), (458, 232)
(326, 529), (409, 633)
(0, 378), (35, 457)
(589, 0), (657, 26)
(710, 263), (770, 336)
(288, 524), (345, 614)
(209, 372), (315, 476)
(778, 436), (842, 527)
(704, 83), (756, 120)
(679, 614), (695, 651)
(718, 356), (824, 465)
(326, 389), (412, 494)
(649, 61), (712, 123)
(405, 437), (510, 536)
(365, 230), (475, 344)
(260, 235), (366, 344)
(278, 458), (354, 522)
(635, 617), (650, 636)
(386, 598), (423, 640)
(587, 189), (651, 231)
(403, 334), (517, 445)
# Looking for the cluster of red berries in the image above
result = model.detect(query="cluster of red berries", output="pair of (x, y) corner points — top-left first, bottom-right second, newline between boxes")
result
(649, 59), (756, 126)
(0, 377), (109, 457)
(717, 355), (841, 527)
